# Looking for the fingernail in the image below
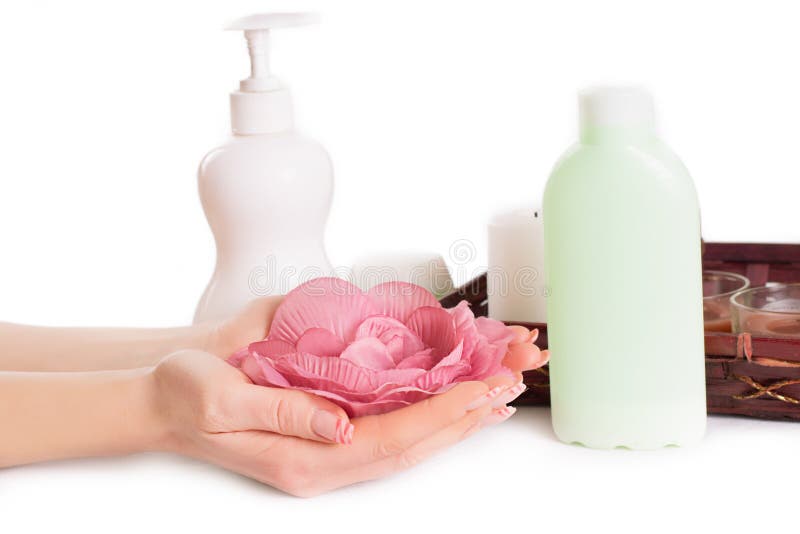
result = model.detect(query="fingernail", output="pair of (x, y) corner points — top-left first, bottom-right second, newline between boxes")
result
(482, 405), (517, 426)
(311, 410), (353, 445)
(492, 381), (527, 409)
(466, 385), (506, 411)
(342, 421), (354, 445)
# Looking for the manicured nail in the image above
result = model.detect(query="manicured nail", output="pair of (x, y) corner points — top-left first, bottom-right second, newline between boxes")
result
(311, 410), (353, 445)
(529, 329), (540, 343)
(342, 421), (354, 445)
(492, 382), (527, 409)
(466, 385), (506, 411)
(482, 405), (517, 426)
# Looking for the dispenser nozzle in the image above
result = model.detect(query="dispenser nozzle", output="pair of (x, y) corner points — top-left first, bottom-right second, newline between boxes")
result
(226, 12), (320, 93)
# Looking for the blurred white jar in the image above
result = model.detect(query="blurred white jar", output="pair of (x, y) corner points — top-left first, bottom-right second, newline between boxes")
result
(350, 251), (454, 298)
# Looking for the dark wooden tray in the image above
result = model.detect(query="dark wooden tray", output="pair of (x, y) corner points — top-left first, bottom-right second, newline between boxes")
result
(439, 242), (800, 421)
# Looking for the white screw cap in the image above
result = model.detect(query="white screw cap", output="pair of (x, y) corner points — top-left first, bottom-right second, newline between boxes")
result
(579, 86), (656, 131)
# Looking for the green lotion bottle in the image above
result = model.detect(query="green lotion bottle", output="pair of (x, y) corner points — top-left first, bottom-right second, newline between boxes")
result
(543, 87), (706, 449)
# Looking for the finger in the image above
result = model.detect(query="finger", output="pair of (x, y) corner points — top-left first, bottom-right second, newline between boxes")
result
(482, 374), (519, 408)
(491, 381), (527, 409)
(527, 328), (540, 343)
(509, 327), (540, 346)
(350, 380), (492, 463)
(222, 384), (354, 444)
(503, 342), (548, 372)
(481, 405), (517, 427)
(235, 377), (517, 495)
(315, 403), (493, 494)
(446, 373), (522, 413)
(508, 325), (531, 343)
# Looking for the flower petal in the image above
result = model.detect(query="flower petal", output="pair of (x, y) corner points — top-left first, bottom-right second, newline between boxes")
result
(466, 337), (514, 379)
(269, 277), (378, 343)
(228, 346), (250, 367)
(304, 370), (426, 403)
(355, 315), (407, 339)
(295, 328), (346, 357)
(374, 367), (429, 384)
(238, 353), (291, 388)
(273, 352), (378, 393)
(339, 337), (396, 371)
(356, 315), (425, 363)
(395, 348), (435, 370)
(368, 281), (441, 322)
(449, 301), (480, 357)
(297, 388), (414, 417)
(433, 340), (464, 369)
(475, 316), (516, 346)
(249, 339), (295, 359)
(406, 306), (457, 357)
(412, 363), (471, 391)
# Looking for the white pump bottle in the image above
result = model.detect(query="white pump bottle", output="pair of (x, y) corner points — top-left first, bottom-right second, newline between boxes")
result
(193, 13), (334, 324)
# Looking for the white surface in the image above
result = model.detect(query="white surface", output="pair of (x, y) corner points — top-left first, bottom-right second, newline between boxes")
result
(1, 0), (799, 532)
(2, 409), (798, 533)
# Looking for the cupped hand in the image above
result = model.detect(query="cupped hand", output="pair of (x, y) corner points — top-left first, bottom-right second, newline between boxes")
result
(506, 325), (550, 372)
(201, 296), (283, 359)
(150, 332), (543, 497)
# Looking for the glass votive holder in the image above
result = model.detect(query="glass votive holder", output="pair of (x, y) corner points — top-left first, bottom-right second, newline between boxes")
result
(731, 283), (800, 338)
(703, 270), (750, 332)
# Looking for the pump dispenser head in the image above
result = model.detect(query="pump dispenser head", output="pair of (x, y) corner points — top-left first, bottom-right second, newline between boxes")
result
(225, 13), (320, 135)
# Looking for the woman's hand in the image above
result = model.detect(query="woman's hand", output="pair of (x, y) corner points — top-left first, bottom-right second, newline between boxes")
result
(152, 350), (522, 497)
(0, 323), (542, 493)
(506, 325), (550, 371)
(151, 325), (543, 497)
(154, 348), (354, 447)
(201, 296), (283, 359)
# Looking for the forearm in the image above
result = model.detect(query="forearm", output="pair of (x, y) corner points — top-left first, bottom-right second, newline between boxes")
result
(0, 323), (210, 371)
(0, 368), (165, 468)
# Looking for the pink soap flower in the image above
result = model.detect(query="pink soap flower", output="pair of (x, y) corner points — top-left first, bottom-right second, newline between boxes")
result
(229, 277), (542, 417)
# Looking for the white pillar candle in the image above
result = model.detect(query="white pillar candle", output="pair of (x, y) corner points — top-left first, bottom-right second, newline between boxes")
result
(350, 251), (455, 299)
(488, 207), (547, 323)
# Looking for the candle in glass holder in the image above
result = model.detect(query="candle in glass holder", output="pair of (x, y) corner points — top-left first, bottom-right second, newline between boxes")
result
(702, 271), (750, 332)
(732, 284), (800, 337)
(487, 207), (547, 323)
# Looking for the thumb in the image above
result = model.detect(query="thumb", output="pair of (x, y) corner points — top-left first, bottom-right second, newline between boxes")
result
(224, 384), (354, 445)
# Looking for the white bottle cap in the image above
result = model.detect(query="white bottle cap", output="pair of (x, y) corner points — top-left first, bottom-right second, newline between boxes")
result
(226, 13), (320, 135)
(579, 86), (656, 132)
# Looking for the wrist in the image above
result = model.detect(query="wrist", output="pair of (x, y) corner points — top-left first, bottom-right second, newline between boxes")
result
(190, 320), (224, 357)
(135, 368), (175, 453)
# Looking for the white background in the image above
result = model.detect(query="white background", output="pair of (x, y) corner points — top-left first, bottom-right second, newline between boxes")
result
(1, 1), (798, 532)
